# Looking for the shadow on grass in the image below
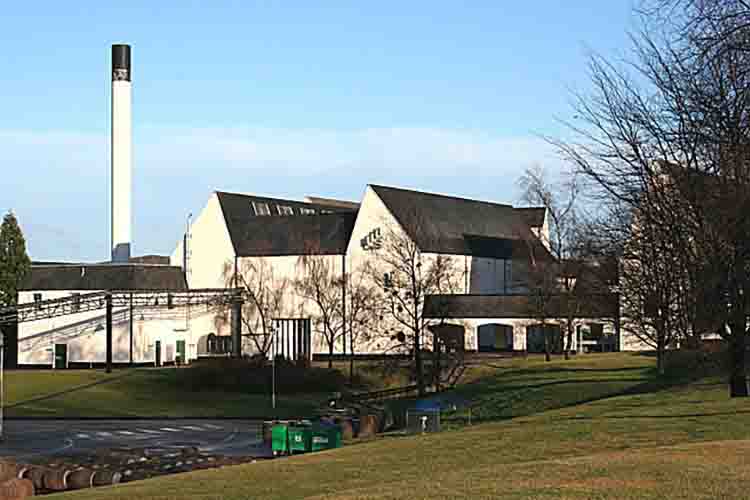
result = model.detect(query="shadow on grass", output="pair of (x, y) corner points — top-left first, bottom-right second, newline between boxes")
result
(439, 356), (723, 426)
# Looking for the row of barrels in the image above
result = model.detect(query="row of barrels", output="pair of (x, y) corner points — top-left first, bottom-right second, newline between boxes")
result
(0, 461), (121, 498)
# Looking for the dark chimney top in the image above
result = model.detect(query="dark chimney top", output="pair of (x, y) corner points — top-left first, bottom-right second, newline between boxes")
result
(112, 44), (131, 81)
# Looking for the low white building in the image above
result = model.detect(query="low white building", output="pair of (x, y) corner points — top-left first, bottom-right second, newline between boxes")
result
(14, 263), (212, 367)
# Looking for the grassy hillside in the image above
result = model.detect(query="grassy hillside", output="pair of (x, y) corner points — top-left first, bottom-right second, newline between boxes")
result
(6, 368), (323, 418)
(5, 359), (411, 418)
(48, 353), (750, 500)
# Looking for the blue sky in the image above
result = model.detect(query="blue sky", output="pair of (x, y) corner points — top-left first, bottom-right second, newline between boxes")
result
(0, 1), (636, 261)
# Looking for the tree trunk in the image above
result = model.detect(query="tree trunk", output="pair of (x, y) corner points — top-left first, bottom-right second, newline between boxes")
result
(564, 321), (574, 361)
(729, 326), (748, 397)
(434, 333), (442, 392)
(415, 331), (425, 396)
(349, 344), (355, 385)
(656, 337), (666, 376)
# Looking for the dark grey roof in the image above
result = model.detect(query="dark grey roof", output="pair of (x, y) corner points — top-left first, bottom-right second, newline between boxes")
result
(515, 207), (546, 228)
(423, 293), (619, 319)
(21, 264), (187, 291)
(216, 191), (358, 257)
(370, 185), (553, 260)
(129, 255), (170, 265)
(304, 196), (360, 211)
(227, 212), (357, 256)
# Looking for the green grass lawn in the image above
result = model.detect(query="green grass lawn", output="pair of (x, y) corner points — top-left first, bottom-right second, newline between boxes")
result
(6, 368), (324, 418)
(5, 358), (411, 418)
(46, 352), (750, 499)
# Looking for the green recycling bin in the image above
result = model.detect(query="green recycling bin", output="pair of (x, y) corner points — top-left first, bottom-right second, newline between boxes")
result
(311, 424), (342, 452)
(288, 425), (313, 454)
(272, 423), (290, 456)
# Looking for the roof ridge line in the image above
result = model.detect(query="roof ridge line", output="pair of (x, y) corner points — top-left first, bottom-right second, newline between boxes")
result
(369, 184), (516, 208)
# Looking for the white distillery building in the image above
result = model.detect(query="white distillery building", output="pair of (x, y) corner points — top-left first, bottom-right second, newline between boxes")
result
(12, 184), (622, 368)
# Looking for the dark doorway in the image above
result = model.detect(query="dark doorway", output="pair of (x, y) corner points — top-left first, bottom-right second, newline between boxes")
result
(176, 340), (186, 364)
(54, 344), (67, 369)
(526, 324), (563, 353)
(155, 340), (162, 366)
(477, 324), (514, 352)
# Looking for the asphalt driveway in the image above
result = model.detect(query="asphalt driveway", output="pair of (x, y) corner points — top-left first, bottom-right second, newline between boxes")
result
(0, 419), (265, 461)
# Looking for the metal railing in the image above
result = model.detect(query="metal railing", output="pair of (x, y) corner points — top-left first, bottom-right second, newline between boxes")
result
(0, 288), (242, 325)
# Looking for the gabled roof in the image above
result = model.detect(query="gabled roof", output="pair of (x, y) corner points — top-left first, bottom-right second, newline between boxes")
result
(216, 191), (357, 257)
(369, 185), (551, 260)
(22, 264), (187, 291)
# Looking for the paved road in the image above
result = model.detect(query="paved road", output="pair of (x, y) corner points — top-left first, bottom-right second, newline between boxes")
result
(0, 419), (265, 461)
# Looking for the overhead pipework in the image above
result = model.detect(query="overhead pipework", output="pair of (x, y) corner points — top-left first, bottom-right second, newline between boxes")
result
(111, 44), (132, 263)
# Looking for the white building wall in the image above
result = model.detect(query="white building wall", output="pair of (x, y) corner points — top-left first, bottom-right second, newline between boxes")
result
(171, 192), (236, 290)
(17, 290), (213, 366)
(237, 254), (345, 355)
(532, 210), (551, 252)
(619, 324), (655, 351)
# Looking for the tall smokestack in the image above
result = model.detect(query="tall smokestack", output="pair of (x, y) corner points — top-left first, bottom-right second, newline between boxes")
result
(111, 44), (132, 263)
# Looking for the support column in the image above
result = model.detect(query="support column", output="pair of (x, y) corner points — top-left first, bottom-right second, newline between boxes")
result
(106, 293), (113, 373)
(129, 293), (134, 365)
(231, 294), (243, 358)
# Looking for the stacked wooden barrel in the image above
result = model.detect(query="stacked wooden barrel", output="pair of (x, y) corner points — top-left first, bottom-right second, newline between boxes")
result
(0, 460), (122, 498)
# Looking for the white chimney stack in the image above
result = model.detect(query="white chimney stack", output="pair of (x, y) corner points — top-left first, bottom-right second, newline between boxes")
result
(111, 44), (132, 263)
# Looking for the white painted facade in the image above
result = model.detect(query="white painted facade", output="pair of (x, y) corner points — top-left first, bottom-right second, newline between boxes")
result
(171, 193), (235, 290)
(16, 290), (213, 366)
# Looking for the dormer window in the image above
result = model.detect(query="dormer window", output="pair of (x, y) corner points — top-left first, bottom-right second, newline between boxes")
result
(277, 205), (294, 216)
(252, 202), (271, 216)
(300, 207), (316, 215)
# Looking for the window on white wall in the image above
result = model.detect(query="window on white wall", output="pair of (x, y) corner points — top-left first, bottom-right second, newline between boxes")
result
(504, 260), (512, 293)
(252, 202), (271, 216)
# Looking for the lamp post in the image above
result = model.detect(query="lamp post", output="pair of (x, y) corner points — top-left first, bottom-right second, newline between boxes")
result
(271, 325), (277, 412)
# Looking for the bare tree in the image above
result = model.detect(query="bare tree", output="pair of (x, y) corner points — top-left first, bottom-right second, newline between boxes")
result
(619, 199), (689, 374)
(223, 259), (288, 358)
(344, 267), (381, 381)
(553, 0), (750, 396)
(294, 255), (344, 369)
(365, 207), (465, 396)
(523, 255), (562, 362)
(518, 165), (582, 360)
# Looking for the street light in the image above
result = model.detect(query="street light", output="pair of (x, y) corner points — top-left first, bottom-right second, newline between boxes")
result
(271, 326), (276, 416)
